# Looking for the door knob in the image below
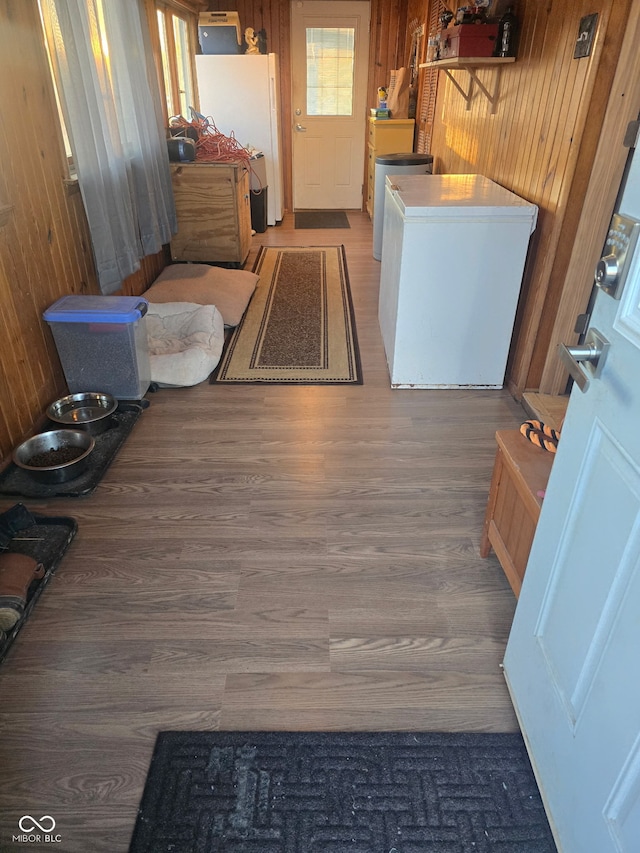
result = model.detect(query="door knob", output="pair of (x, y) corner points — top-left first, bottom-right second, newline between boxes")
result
(558, 328), (610, 392)
(295, 123), (307, 132)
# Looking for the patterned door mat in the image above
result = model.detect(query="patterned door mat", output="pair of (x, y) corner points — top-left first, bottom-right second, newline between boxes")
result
(0, 509), (77, 664)
(129, 730), (557, 853)
(0, 401), (145, 499)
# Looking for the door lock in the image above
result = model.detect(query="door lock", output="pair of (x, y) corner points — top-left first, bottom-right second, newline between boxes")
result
(595, 254), (619, 289)
(558, 328), (610, 392)
(595, 213), (640, 299)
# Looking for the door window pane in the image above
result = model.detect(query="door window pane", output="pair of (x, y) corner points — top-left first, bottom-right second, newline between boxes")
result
(306, 27), (355, 116)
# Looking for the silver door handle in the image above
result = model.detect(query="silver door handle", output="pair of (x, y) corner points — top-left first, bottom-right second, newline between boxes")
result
(295, 123), (307, 132)
(558, 328), (610, 392)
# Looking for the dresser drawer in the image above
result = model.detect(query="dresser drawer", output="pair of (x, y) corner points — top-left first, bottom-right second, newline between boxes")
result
(368, 118), (415, 153)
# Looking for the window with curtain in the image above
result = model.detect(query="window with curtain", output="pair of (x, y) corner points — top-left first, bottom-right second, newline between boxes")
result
(40, 0), (177, 294)
(156, 5), (196, 121)
(37, 13), (75, 177)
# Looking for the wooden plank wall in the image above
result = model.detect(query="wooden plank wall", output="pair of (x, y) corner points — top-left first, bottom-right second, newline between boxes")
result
(368, 0), (409, 109)
(0, 1), (167, 462)
(205, 0), (409, 213)
(0, 0), (96, 461)
(424, 0), (629, 394)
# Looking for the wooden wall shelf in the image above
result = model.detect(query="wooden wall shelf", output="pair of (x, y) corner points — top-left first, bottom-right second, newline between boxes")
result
(419, 57), (515, 114)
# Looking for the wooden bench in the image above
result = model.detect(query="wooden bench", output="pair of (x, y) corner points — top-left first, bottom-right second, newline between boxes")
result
(481, 429), (555, 597)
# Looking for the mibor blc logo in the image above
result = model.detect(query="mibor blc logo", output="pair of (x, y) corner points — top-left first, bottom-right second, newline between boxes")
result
(13, 815), (62, 844)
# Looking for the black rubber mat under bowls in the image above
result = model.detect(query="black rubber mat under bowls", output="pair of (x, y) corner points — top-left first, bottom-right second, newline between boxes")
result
(0, 401), (145, 499)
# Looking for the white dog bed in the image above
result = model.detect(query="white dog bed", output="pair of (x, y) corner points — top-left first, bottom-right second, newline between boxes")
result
(146, 302), (224, 387)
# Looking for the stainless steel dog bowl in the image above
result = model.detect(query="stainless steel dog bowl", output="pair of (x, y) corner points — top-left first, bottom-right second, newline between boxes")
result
(47, 392), (117, 436)
(12, 429), (95, 483)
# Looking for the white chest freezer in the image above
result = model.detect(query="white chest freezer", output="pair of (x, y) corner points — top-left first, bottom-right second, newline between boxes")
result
(378, 174), (538, 388)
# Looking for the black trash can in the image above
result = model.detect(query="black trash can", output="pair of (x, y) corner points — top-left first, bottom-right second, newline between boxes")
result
(250, 152), (268, 233)
(373, 153), (433, 260)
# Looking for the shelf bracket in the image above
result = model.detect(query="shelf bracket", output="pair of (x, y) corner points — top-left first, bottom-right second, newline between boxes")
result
(443, 68), (473, 107)
(443, 66), (503, 114)
(468, 66), (502, 113)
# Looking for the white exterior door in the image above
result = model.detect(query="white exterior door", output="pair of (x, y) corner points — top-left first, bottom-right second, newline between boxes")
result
(291, 1), (369, 210)
(503, 139), (640, 852)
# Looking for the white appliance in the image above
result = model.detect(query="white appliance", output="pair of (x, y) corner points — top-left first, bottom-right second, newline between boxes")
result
(378, 174), (538, 388)
(196, 53), (283, 226)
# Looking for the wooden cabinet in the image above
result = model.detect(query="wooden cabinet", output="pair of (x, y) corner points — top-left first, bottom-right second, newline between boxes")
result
(481, 430), (554, 597)
(366, 118), (415, 218)
(170, 162), (251, 267)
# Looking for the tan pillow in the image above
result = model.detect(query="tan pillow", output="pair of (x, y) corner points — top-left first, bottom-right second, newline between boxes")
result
(144, 263), (258, 327)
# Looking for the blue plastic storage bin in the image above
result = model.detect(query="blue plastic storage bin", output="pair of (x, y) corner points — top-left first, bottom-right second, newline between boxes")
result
(43, 296), (150, 399)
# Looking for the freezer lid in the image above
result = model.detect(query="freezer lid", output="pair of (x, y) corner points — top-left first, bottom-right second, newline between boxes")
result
(386, 173), (538, 231)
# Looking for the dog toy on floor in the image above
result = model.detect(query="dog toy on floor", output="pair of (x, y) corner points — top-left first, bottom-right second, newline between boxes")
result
(520, 419), (560, 453)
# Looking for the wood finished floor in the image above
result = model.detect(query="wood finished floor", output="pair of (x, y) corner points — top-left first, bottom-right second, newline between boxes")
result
(0, 212), (526, 852)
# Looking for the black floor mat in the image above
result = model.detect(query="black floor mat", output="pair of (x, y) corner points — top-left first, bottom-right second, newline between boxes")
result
(0, 401), (144, 499)
(294, 210), (350, 229)
(0, 509), (77, 664)
(129, 730), (557, 853)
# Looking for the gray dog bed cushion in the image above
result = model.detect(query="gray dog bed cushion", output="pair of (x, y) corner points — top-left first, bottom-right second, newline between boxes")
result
(144, 263), (258, 327)
(147, 302), (224, 387)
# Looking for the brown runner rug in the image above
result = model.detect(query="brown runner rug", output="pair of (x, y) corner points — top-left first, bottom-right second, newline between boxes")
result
(212, 246), (362, 384)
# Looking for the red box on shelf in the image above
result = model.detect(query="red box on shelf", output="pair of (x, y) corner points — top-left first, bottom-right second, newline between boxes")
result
(439, 24), (499, 59)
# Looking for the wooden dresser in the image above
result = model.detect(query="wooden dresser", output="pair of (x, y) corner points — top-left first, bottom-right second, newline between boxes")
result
(170, 162), (251, 267)
(366, 118), (415, 218)
(481, 429), (555, 597)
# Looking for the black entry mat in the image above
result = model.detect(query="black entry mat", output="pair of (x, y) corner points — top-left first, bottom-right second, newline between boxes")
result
(294, 210), (351, 229)
(0, 402), (144, 499)
(0, 508), (77, 664)
(129, 730), (557, 853)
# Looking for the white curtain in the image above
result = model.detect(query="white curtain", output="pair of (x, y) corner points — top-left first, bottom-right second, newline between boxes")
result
(41, 0), (176, 294)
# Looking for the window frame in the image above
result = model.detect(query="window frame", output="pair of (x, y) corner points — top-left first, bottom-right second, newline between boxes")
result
(148, 0), (200, 125)
(38, 0), (77, 179)
(305, 26), (356, 117)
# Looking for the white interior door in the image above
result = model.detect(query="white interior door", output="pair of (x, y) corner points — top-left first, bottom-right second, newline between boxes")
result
(503, 136), (640, 852)
(291, 0), (369, 210)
